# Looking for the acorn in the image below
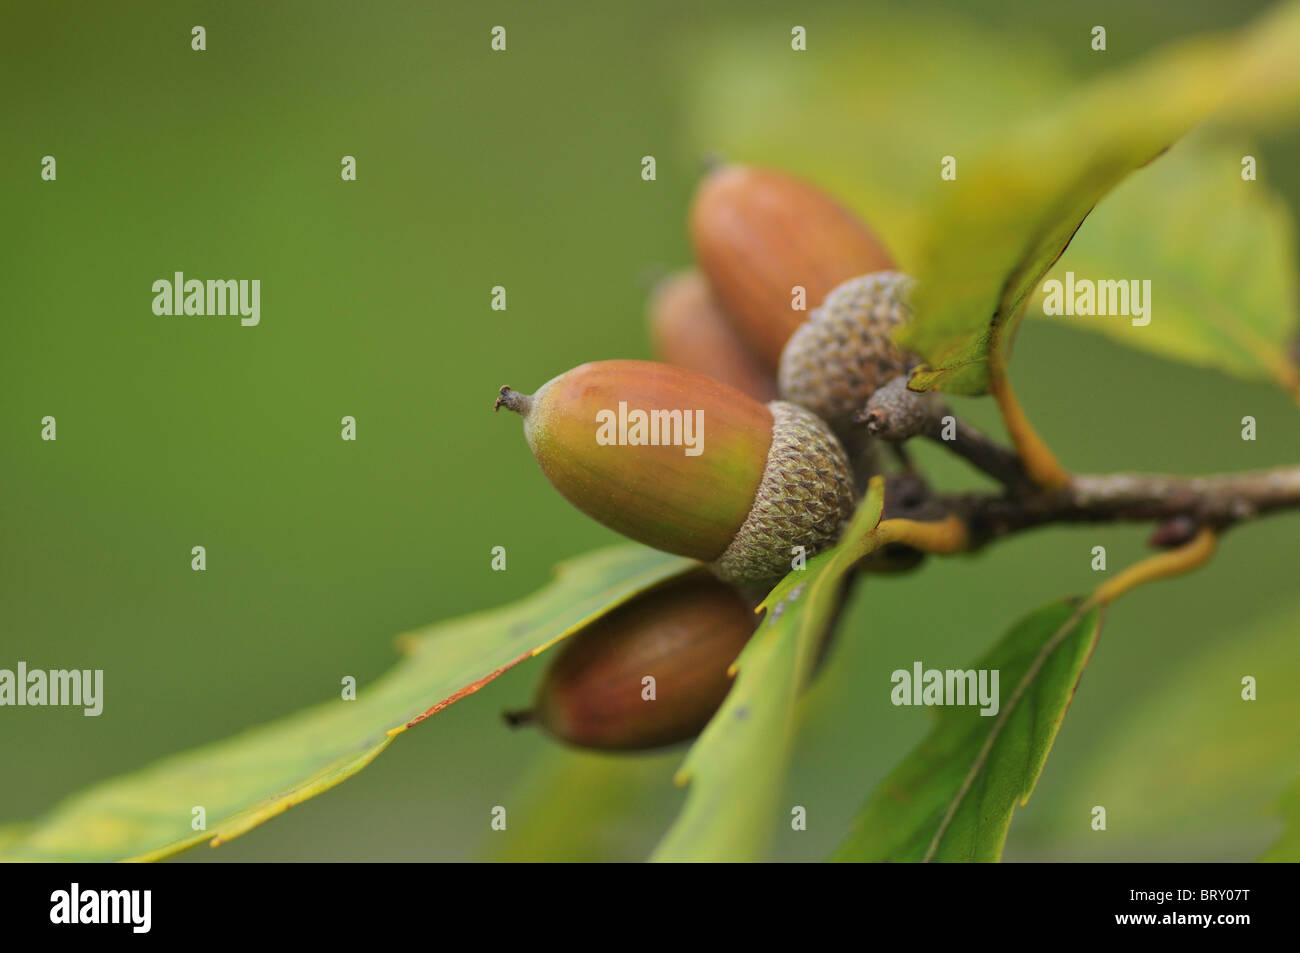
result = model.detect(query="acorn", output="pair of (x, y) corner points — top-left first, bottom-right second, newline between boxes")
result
(778, 272), (917, 431)
(505, 573), (757, 751)
(494, 360), (856, 585)
(647, 269), (776, 402)
(690, 164), (895, 368)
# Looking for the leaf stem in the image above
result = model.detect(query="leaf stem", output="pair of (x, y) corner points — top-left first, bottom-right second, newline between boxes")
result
(987, 370), (1070, 490)
(870, 516), (970, 557)
(1088, 527), (1218, 607)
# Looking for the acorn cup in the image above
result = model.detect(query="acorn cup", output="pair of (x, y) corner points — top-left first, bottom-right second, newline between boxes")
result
(505, 573), (757, 751)
(647, 269), (777, 402)
(494, 360), (856, 585)
(690, 164), (895, 368)
(778, 272), (917, 431)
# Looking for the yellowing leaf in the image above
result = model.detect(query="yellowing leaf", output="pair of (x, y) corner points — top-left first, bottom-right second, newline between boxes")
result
(898, 1), (1300, 395)
(1032, 139), (1300, 398)
(683, 12), (1073, 269)
(0, 545), (694, 862)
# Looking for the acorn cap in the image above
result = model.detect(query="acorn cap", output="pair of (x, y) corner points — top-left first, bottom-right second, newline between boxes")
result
(778, 272), (915, 430)
(690, 164), (895, 368)
(647, 269), (777, 402)
(518, 573), (757, 751)
(711, 401), (857, 584)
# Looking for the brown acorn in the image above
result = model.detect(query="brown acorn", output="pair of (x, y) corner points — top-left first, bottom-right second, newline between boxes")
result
(494, 360), (855, 585)
(647, 269), (776, 402)
(778, 272), (917, 430)
(690, 164), (895, 368)
(505, 573), (756, 751)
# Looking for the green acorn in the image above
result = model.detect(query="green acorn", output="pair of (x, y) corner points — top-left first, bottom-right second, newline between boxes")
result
(505, 573), (756, 751)
(495, 359), (856, 584)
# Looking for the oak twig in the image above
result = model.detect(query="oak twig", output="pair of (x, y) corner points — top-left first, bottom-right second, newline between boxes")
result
(860, 382), (1300, 548)
(883, 465), (1300, 551)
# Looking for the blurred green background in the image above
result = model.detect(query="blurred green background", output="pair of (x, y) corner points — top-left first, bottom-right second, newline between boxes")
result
(2, 0), (1298, 861)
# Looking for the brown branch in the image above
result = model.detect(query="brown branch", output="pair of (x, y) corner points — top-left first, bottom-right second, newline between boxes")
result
(915, 466), (1300, 550)
(919, 416), (1028, 490)
(859, 384), (1300, 554)
(862, 390), (1300, 548)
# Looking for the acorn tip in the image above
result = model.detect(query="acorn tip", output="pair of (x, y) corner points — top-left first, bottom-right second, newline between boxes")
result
(493, 385), (532, 415)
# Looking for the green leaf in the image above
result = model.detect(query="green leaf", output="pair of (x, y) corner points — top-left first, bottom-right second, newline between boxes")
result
(1262, 780), (1300, 862)
(650, 480), (887, 862)
(0, 824), (28, 852)
(0, 545), (695, 862)
(683, 11), (1074, 269)
(490, 747), (679, 862)
(831, 599), (1103, 862)
(1032, 139), (1300, 398)
(897, 1), (1300, 395)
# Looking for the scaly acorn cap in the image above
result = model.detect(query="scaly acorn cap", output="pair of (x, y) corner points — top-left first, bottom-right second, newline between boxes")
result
(690, 164), (895, 368)
(711, 400), (856, 584)
(495, 360), (856, 584)
(505, 573), (757, 751)
(778, 272), (916, 431)
(647, 269), (777, 402)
